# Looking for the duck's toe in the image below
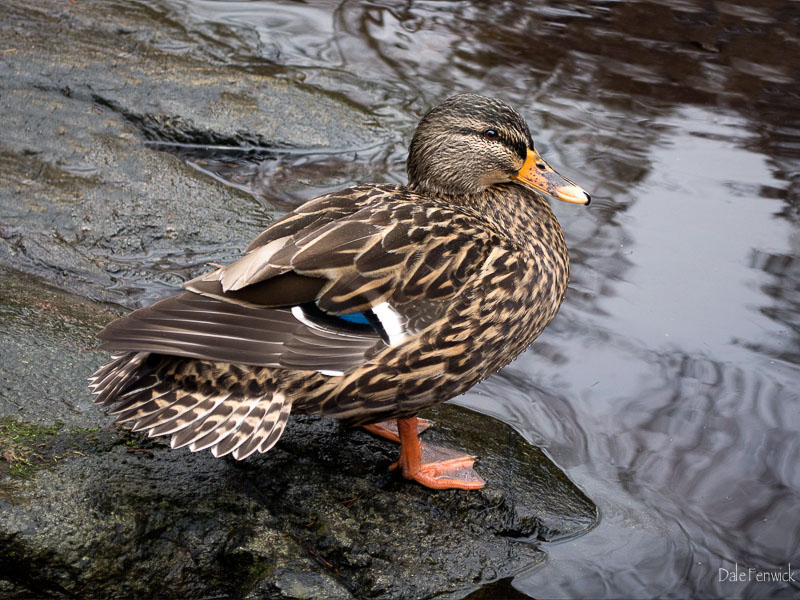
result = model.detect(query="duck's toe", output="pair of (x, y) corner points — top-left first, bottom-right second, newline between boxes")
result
(385, 416), (485, 490)
(391, 441), (485, 490)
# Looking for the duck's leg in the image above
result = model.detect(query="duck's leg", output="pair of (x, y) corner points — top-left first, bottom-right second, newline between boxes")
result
(362, 417), (432, 443)
(388, 416), (485, 490)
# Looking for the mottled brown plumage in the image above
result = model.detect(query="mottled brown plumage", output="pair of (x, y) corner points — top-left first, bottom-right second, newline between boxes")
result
(89, 94), (589, 489)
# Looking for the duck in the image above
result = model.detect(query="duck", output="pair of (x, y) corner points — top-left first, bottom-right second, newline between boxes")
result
(89, 93), (590, 490)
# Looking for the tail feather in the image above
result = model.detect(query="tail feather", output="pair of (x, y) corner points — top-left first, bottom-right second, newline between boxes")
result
(224, 394), (291, 460)
(114, 389), (179, 424)
(106, 385), (169, 420)
(127, 389), (192, 431)
(89, 354), (130, 389)
(210, 403), (268, 458)
(189, 395), (262, 453)
(90, 353), (151, 406)
(168, 394), (235, 447)
(258, 397), (293, 453)
(88, 353), (293, 460)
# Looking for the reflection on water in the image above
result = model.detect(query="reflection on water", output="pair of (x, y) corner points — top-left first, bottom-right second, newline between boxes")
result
(141, 0), (799, 597)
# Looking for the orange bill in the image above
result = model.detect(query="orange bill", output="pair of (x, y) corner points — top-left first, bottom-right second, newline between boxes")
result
(512, 148), (591, 205)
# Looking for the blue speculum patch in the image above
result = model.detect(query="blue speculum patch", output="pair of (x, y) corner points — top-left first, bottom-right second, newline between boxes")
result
(336, 312), (371, 325)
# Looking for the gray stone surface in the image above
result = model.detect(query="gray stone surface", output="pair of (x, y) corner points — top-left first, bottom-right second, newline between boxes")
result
(0, 1), (598, 598)
(0, 268), (111, 427)
(0, 401), (596, 599)
(0, 0), (379, 306)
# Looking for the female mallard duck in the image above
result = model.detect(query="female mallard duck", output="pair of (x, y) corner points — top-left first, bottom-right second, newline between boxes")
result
(90, 94), (589, 490)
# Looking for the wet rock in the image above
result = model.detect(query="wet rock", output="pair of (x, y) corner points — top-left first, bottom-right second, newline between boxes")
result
(0, 268), (113, 427)
(0, 1), (597, 598)
(0, 0), (380, 307)
(0, 404), (595, 599)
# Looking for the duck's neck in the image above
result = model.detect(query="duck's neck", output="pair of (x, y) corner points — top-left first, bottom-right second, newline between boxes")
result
(432, 183), (567, 257)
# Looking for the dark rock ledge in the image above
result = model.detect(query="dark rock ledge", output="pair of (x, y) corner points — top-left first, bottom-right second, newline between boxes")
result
(0, 1), (597, 598)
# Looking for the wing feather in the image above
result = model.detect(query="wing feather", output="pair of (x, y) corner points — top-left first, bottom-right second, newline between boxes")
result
(99, 293), (381, 372)
(98, 184), (499, 378)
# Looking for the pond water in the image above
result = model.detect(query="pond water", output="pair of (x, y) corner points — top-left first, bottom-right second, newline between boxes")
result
(144, 1), (799, 597)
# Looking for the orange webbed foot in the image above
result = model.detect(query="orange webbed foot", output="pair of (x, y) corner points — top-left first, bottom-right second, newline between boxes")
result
(391, 441), (485, 490)
(379, 416), (485, 490)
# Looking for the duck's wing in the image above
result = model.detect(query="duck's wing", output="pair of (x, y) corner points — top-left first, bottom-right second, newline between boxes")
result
(98, 185), (496, 375)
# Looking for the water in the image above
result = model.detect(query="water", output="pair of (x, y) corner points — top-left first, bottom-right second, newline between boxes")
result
(137, 0), (800, 597)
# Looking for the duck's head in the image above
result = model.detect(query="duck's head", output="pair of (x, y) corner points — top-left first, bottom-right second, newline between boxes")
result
(407, 94), (590, 205)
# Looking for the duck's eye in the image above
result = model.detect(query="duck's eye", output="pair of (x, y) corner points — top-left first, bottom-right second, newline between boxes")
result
(483, 129), (499, 140)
